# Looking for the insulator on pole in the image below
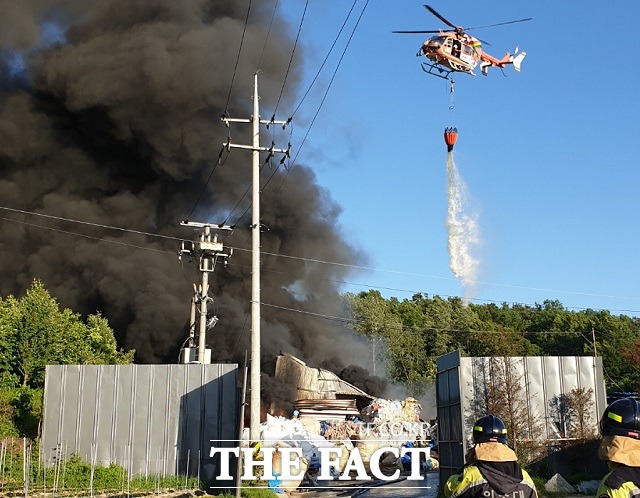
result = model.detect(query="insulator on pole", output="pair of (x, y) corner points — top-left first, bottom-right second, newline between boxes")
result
(444, 127), (458, 152)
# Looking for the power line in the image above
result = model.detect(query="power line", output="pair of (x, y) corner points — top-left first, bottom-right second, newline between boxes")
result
(259, 0), (363, 195)
(256, 0), (280, 72)
(0, 206), (184, 242)
(2, 206), (640, 314)
(262, 301), (353, 324)
(0, 216), (173, 255)
(223, 0), (253, 115)
(272, 0), (310, 116)
(232, 259), (640, 314)
(213, 1), (364, 234)
(225, 160), (276, 228)
(270, 0), (370, 196)
(289, 0), (360, 119)
(185, 145), (230, 222)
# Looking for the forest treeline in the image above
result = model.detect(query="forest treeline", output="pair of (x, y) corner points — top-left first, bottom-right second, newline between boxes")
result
(2, 282), (640, 439)
(343, 290), (640, 396)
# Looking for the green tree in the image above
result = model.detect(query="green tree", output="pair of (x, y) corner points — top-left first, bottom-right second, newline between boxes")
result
(2, 280), (133, 388)
(0, 280), (134, 437)
(344, 292), (431, 392)
(384, 321), (429, 395)
(621, 339), (640, 394)
(343, 290), (395, 377)
(588, 310), (640, 391)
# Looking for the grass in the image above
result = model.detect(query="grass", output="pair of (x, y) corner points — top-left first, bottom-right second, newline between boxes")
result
(214, 488), (279, 498)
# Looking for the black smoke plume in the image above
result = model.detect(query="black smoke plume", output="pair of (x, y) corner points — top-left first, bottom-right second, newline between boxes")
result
(0, 0), (387, 400)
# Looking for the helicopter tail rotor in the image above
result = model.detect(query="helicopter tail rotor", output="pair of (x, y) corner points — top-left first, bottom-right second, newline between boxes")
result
(511, 50), (527, 72)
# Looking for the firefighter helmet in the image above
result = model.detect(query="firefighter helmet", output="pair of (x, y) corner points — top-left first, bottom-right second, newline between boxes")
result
(600, 397), (640, 439)
(473, 415), (508, 444)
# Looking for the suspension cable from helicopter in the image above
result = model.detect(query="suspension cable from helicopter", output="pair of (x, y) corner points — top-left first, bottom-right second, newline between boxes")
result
(449, 77), (455, 113)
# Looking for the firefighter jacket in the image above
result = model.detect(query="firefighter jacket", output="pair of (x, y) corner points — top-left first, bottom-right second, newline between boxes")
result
(596, 465), (640, 498)
(444, 443), (538, 498)
(597, 435), (640, 498)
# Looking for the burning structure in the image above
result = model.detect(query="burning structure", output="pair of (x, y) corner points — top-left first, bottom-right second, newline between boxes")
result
(272, 353), (374, 418)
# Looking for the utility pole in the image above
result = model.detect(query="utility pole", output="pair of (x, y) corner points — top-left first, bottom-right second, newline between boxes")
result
(178, 222), (233, 363)
(222, 72), (290, 441)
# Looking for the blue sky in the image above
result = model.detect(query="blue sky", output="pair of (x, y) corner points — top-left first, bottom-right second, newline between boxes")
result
(276, 0), (640, 315)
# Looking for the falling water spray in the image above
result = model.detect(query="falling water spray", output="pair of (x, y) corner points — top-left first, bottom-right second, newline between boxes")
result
(444, 128), (481, 298)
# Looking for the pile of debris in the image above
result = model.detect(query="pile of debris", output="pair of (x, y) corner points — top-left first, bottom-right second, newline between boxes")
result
(252, 354), (437, 492)
(247, 396), (437, 492)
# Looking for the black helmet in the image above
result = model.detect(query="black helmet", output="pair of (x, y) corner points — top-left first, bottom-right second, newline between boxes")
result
(600, 397), (640, 439)
(473, 415), (508, 444)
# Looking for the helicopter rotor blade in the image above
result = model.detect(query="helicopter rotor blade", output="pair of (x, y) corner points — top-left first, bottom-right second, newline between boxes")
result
(465, 17), (532, 31)
(392, 30), (442, 34)
(424, 5), (457, 30)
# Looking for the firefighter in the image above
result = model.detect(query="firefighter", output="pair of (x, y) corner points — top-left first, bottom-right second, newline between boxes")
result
(596, 397), (640, 498)
(444, 415), (538, 498)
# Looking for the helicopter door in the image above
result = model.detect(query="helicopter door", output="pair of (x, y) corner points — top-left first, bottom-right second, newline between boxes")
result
(451, 39), (462, 58)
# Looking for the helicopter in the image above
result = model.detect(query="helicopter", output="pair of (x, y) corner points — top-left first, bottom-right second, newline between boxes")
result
(393, 5), (531, 79)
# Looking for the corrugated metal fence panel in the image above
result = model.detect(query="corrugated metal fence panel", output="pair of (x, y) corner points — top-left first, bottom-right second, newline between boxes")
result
(454, 356), (605, 440)
(524, 357), (547, 438)
(42, 364), (238, 486)
(115, 365), (135, 467)
(542, 356), (562, 436)
(577, 356), (607, 425)
(467, 356), (487, 435)
(437, 354), (606, 489)
(96, 366), (116, 463)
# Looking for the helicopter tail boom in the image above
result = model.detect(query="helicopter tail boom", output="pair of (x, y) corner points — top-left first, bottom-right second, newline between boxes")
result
(480, 47), (526, 75)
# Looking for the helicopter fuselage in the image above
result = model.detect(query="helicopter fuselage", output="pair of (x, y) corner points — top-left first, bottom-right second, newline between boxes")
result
(419, 33), (481, 75)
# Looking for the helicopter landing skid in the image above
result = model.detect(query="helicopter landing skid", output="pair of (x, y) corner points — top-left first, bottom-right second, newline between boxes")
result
(420, 62), (453, 80)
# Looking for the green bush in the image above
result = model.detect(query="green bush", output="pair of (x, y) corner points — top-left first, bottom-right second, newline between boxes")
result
(216, 488), (279, 498)
(11, 386), (43, 438)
